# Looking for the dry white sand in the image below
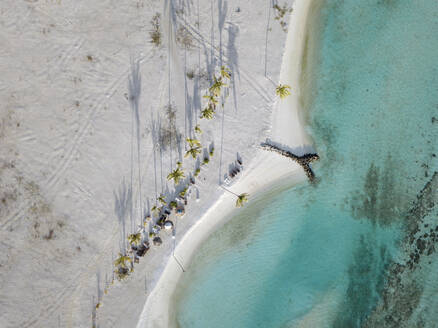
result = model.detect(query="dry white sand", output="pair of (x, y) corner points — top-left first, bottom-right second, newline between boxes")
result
(136, 0), (319, 327)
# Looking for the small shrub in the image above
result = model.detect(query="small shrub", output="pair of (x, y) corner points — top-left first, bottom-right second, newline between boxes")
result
(159, 125), (181, 150)
(176, 26), (194, 49)
(273, 3), (292, 32)
(203, 158), (209, 165)
(194, 168), (201, 177)
(186, 69), (195, 80)
(150, 13), (161, 46)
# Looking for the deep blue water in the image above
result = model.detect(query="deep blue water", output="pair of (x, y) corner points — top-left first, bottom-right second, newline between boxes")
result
(172, 1), (438, 327)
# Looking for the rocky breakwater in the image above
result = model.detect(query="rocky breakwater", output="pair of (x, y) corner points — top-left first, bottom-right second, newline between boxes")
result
(260, 142), (319, 182)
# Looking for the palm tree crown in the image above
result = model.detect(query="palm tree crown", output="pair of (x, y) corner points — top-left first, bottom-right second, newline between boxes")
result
(220, 66), (231, 79)
(114, 253), (131, 268)
(186, 138), (201, 147)
(209, 77), (226, 97)
(185, 146), (202, 159)
(203, 94), (218, 105)
(201, 104), (215, 119)
(167, 167), (185, 185)
(128, 233), (141, 245)
(276, 84), (291, 99)
(158, 194), (166, 205)
(236, 193), (249, 207)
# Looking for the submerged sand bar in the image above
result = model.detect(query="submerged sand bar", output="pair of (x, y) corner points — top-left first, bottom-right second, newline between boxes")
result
(137, 1), (321, 326)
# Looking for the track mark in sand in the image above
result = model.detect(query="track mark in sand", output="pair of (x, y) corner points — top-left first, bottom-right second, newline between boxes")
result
(19, 223), (120, 328)
(0, 52), (154, 232)
(9, 53), (158, 328)
(0, 38), (84, 231)
(176, 14), (274, 105)
(30, 3), (74, 27)
(57, 38), (85, 72)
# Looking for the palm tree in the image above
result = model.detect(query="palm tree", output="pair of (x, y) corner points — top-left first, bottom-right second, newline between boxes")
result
(194, 124), (202, 134)
(203, 94), (218, 106)
(236, 193), (249, 207)
(128, 233), (141, 246)
(200, 105), (215, 119)
(167, 167), (185, 185)
(209, 76), (226, 97)
(185, 138), (202, 158)
(220, 66), (231, 79)
(276, 84), (291, 99)
(185, 146), (202, 159)
(158, 194), (166, 205)
(151, 205), (160, 216)
(220, 186), (249, 208)
(186, 138), (201, 147)
(114, 253), (131, 268)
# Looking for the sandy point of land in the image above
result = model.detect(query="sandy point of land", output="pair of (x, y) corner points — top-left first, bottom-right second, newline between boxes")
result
(137, 0), (320, 327)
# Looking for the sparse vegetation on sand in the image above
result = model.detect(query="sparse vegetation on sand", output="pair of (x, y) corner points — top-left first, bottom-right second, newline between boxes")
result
(176, 26), (195, 49)
(150, 13), (161, 46)
(273, 3), (293, 32)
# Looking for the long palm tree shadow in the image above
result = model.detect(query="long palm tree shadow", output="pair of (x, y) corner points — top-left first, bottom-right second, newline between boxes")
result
(176, 131), (183, 162)
(202, 42), (215, 83)
(114, 179), (132, 254)
(218, 0), (228, 67)
(91, 295), (98, 328)
(164, 0), (178, 35)
(150, 113), (160, 202)
(96, 270), (102, 304)
(153, 117), (165, 193)
(186, 92), (194, 139)
(128, 59), (141, 132)
(226, 22), (240, 112)
(128, 58), (143, 232)
(191, 73), (202, 130)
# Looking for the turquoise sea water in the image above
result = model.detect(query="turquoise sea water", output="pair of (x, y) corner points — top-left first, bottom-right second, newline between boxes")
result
(172, 1), (438, 327)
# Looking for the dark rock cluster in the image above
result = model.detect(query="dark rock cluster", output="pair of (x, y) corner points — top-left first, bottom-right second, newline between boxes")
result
(362, 172), (438, 327)
(404, 172), (438, 271)
(260, 142), (319, 182)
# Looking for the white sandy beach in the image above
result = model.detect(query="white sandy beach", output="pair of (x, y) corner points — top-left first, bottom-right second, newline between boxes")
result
(0, 0), (319, 327)
(137, 1), (319, 327)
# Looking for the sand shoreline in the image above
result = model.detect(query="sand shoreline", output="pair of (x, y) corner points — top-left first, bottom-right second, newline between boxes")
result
(136, 0), (321, 327)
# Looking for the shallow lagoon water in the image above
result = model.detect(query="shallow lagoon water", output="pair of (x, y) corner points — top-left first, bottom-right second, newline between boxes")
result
(172, 1), (438, 327)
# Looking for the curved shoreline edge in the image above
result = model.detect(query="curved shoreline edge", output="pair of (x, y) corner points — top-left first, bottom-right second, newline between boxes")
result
(136, 1), (321, 327)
